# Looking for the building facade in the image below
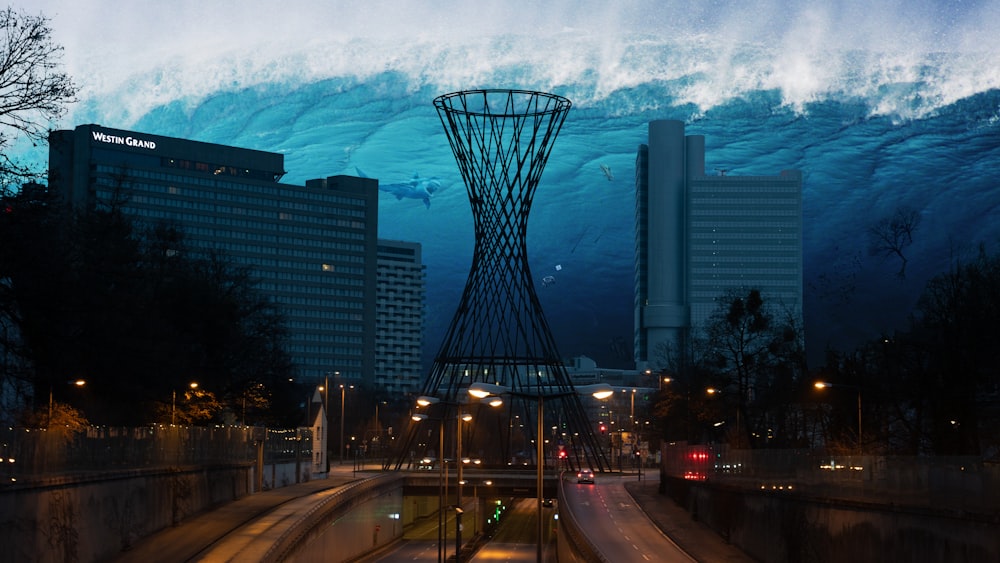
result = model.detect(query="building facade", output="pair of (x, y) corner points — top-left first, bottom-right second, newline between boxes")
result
(375, 239), (426, 394)
(48, 124), (379, 384)
(634, 120), (802, 368)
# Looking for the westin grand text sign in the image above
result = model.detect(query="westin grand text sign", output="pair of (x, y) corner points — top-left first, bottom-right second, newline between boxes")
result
(92, 130), (157, 150)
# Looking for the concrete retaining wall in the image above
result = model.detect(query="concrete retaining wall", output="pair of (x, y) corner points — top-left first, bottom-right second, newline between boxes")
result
(664, 477), (1000, 562)
(283, 479), (404, 563)
(0, 464), (253, 563)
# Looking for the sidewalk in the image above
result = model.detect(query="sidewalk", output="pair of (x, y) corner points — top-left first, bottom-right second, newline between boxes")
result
(624, 478), (754, 563)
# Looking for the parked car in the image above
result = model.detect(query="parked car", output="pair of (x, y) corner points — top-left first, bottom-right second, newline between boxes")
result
(577, 469), (595, 484)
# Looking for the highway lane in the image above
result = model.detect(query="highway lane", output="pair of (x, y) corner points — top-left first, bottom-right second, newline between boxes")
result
(469, 498), (557, 562)
(561, 474), (696, 562)
(371, 508), (457, 562)
(371, 498), (557, 563)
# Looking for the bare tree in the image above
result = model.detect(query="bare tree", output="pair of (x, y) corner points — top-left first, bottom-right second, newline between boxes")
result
(868, 206), (921, 278)
(0, 7), (77, 189)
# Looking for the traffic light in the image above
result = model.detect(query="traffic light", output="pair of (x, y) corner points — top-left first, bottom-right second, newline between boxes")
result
(599, 423), (607, 435)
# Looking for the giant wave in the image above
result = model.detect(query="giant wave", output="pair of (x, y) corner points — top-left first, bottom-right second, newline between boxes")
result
(17, 0), (1000, 367)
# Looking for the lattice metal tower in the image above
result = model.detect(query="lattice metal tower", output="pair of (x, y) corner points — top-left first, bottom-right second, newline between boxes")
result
(389, 90), (610, 472)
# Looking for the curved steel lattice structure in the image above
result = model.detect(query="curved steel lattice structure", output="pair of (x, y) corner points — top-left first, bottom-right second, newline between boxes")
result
(389, 90), (610, 473)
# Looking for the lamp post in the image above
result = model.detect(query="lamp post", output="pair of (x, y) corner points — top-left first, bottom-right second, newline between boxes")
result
(471, 479), (492, 535)
(469, 382), (613, 563)
(372, 400), (387, 469)
(645, 369), (673, 392)
(455, 409), (473, 561)
(814, 381), (862, 454)
(171, 382), (198, 425)
(707, 386), (742, 447)
(411, 410), (445, 563)
(322, 373), (331, 473)
(49, 379), (86, 428)
(340, 379), (352, 464)
(414, 396), (496, 563)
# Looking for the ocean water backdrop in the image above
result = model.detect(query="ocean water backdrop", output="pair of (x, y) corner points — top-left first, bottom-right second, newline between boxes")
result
(16, 0), (1000, 367)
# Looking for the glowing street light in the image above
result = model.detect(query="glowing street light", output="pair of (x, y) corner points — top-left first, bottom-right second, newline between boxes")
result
(815, 381), (863, 454)
(412, 395), (499, 563)
(48, 379), (86, 428)
(340, 381), (353, 464)
(171, 382), (198, 425)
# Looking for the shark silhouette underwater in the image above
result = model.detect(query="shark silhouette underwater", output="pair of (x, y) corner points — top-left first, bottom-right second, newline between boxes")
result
(356, 167), (442, 209)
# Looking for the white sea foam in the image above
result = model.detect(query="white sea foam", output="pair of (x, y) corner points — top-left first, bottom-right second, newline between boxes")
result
(20, 0), (1000, 125)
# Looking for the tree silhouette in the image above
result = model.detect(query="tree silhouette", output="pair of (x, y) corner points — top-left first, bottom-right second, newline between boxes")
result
(868, 206), (920, 278)
(0, 8), (77, 186)
(0, 192), (299, 426)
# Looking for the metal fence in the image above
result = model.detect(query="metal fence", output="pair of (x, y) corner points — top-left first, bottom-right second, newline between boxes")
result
(663, 443), (1000, 513)
(1, 425), (313, 486)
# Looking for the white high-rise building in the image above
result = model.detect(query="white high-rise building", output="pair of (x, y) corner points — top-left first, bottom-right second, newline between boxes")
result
(634, 120), (803, 368)
(375, 240), (426, 394)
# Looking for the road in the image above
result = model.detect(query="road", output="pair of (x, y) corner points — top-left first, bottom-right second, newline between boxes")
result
(372, 498), (556, 562)
(370, 506), (458, 562)
(468, 498), (557, 562)
(371, 473), (698, 562)
(561, 474), (696, 562)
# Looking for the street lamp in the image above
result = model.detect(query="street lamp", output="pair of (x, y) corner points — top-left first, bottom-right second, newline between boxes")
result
(645, 369), (673, 391)
(48, 379), (86, 428)
(411, 410), (446, 563)
(171, 382), (198, 425)
(320, 378), (328, 473)
(414, 395), (496, 563)
(706, 386), (741, 447)
(468, 382), (613, 563)
(469, 479), (492, 535)
(340, 380), (352, 464)
(815, 381), (862, 454)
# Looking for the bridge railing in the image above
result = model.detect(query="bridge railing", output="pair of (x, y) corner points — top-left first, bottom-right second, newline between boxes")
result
(1, 425), (312, 485)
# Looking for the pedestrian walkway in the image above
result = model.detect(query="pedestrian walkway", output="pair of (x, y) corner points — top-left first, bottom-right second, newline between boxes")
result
(624, 478), (754, 563)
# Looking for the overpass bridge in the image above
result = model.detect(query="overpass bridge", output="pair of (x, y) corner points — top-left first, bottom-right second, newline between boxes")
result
(399, 468), (565, 498)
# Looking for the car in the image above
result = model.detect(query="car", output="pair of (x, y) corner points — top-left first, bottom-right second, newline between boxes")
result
(542, 498), (554, 507)
(577, 469), (595, 484)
